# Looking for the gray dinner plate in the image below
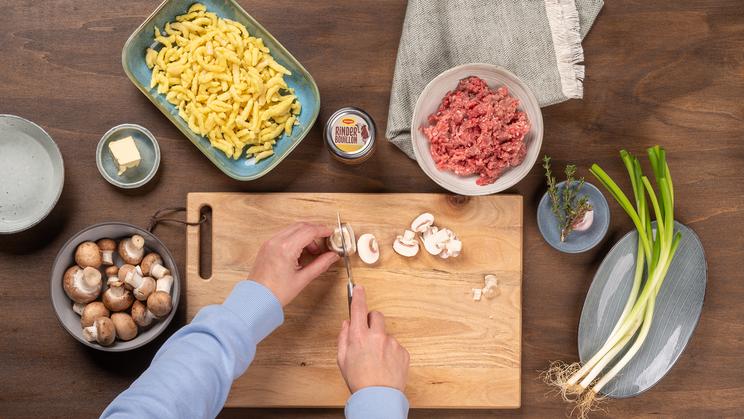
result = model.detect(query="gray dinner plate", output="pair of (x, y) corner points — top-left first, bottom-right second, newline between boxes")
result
(578, 221), (707, 398)
(0, 115), (64, 234)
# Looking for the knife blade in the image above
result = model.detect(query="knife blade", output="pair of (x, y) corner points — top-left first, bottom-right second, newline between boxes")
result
(337, 212), (354, 312)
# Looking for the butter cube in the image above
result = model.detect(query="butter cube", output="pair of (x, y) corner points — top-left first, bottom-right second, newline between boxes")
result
(108, 136), (141, 175)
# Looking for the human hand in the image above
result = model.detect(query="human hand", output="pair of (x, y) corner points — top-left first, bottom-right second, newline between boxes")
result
(250, 222), (340, 307)
(337, 285), (410, 393)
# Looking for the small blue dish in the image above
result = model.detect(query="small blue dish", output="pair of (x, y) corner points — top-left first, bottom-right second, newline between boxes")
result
(96, 124), (160, 189)
(537, 181), (610, 253)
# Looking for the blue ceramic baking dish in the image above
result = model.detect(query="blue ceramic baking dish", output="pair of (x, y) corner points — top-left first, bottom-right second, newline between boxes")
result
(122, 0), (320, 181)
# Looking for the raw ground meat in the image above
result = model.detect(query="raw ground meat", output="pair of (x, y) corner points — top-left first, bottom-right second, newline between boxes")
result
(422, 76), (531, 186)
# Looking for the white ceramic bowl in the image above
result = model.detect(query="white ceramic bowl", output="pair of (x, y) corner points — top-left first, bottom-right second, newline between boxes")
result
(411, 63), (544, 195)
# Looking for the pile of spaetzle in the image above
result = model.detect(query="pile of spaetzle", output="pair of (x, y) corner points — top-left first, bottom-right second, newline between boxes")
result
(145, 3), (301, 162)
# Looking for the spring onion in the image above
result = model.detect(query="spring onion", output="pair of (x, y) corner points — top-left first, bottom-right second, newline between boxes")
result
(543, 146), (682, 418)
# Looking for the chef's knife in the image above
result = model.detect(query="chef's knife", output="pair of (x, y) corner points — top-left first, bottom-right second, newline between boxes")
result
(337, 212), (354, 313)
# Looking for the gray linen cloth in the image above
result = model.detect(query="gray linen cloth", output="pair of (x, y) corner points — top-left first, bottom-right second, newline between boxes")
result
(386, 0), (604, 158)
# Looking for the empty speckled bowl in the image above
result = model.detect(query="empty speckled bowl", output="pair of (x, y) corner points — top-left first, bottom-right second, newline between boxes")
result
(537, 181), (610, 253)
(96, 124), (160, 189)
(0, 114), (65, 234)
(50, 222), (180, 352)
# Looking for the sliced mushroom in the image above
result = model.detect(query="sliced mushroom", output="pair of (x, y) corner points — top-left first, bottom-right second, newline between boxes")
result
(482, 275), (500, 299)
(327, 223), (356, 256)
(357, 233), (380, 264)
(102, 285), (134, 312)
(111, 312), (138, 341)
(82, 317), (116, 346)
(131, 300), (158, 328)
(81, 301), (110, 327)
(141, 253), (170, 279)
(472, 288), (483, 301)
(410, 213), (435, 233)
(393, 229), (419, 257)
(147, 291), (173, 318)
(63, 266), (102, 304)
(75, 241), (102, 268)
(118, 234), (146, 265)
(422, 226), (444, 256)
(96, 239), (116, 266)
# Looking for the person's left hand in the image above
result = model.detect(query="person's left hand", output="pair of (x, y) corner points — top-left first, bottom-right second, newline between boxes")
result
(250, 222), (340, 306)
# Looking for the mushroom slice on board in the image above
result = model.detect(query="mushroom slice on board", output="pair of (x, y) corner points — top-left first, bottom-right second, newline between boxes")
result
(75, 241), (102, 268)
(393, 229), (419, 257)
(119, 235), (146, 265)
(83, 317), (116, 346)
(63, 266), (102, 304)
(111, 312), (138, 341)
(410, 213), (435, 233)
(357, 233), (380, 264)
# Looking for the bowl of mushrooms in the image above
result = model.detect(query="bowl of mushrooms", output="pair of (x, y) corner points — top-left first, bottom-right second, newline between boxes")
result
(50, 222), (180, 351)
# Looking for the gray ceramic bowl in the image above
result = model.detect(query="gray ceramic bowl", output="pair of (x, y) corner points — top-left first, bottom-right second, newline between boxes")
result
(50, 222), (180, 352)
(96, 124), (160, 189)
(537, 181), (610, 253)
(0, 114), (64, 234)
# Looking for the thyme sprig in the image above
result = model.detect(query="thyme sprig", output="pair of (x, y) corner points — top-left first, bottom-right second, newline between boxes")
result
(543, 155), (593, 242)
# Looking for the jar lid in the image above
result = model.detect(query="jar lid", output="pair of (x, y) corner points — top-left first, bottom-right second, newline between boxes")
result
(324, 107), (376, 160)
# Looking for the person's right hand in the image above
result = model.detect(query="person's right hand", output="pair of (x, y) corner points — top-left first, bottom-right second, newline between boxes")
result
(336, 285), (410, 393)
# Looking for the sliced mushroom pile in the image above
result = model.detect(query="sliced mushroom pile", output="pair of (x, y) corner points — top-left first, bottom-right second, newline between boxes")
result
(393, 213), (463, 259)
(62, 235), (174, 347)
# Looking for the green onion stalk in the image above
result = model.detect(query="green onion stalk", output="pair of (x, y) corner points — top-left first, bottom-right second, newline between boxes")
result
(542, 146), (682, 418)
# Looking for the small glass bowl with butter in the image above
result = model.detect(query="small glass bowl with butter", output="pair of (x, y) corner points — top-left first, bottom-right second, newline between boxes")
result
(96, 124), (160, 189)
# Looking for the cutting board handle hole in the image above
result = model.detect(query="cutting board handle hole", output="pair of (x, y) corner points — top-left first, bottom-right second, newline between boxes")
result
(198, 204), (212, 280)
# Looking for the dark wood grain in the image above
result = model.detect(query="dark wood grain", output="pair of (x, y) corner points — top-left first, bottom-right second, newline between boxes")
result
(1, 0), (743, 417)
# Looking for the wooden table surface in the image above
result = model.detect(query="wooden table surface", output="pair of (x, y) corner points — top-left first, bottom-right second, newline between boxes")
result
(1, 1), (743, 417)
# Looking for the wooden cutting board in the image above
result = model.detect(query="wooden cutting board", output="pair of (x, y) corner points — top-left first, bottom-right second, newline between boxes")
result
(186, 192), (522, 408)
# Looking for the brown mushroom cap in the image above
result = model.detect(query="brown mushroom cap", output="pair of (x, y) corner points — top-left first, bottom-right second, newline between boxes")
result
(96, 238), (116, 251)
(94, 317), (116, 346)
(111, 312), (138, 341)
(75, 241), (102, 268)
(63, 265), (101, 304)
(147, 291), (173, 318)
(133, 276), (157, 301)
(105, 265), (119, 277)
(102, 286), (134, 312)
(118, 235), (146, 265)
(131, 300), (156, 328)
(140, 253), (163, 277)
(81, 301), (110, 327)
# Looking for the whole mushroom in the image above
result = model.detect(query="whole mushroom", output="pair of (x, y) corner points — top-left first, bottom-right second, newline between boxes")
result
(75, 241), (102, 268)
(327, 223), (356, 256)
(102, 285), (134, 312)
(82, 317), (116, 346)
(131, 300), (158, 328)
(127, 275), (156, 301)
(118, 234), (146, 265)
(63, 266), (102, 304)
(118, 264), (141, 289)
(72, 302), (86, 316)
(81, 301), (110, 327)
(140, 253), (170, 279)
(111, 312), (138, 341)
(105, 265), (121, 287)
(147, 291), (172, 318)
(96, 239), (117, 266)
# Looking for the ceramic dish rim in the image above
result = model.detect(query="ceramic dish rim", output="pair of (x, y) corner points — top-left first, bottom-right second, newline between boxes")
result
(96, 123), (161, 189)
(0, 114), (65, 235)
(49, 221), (180, 352)
(410, 63), (544, 196)
(120, 0), (320, 181)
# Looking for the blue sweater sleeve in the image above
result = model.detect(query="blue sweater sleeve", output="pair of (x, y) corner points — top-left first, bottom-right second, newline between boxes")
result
(101, 280), (284, 419)
(101, 280), (409, 419)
